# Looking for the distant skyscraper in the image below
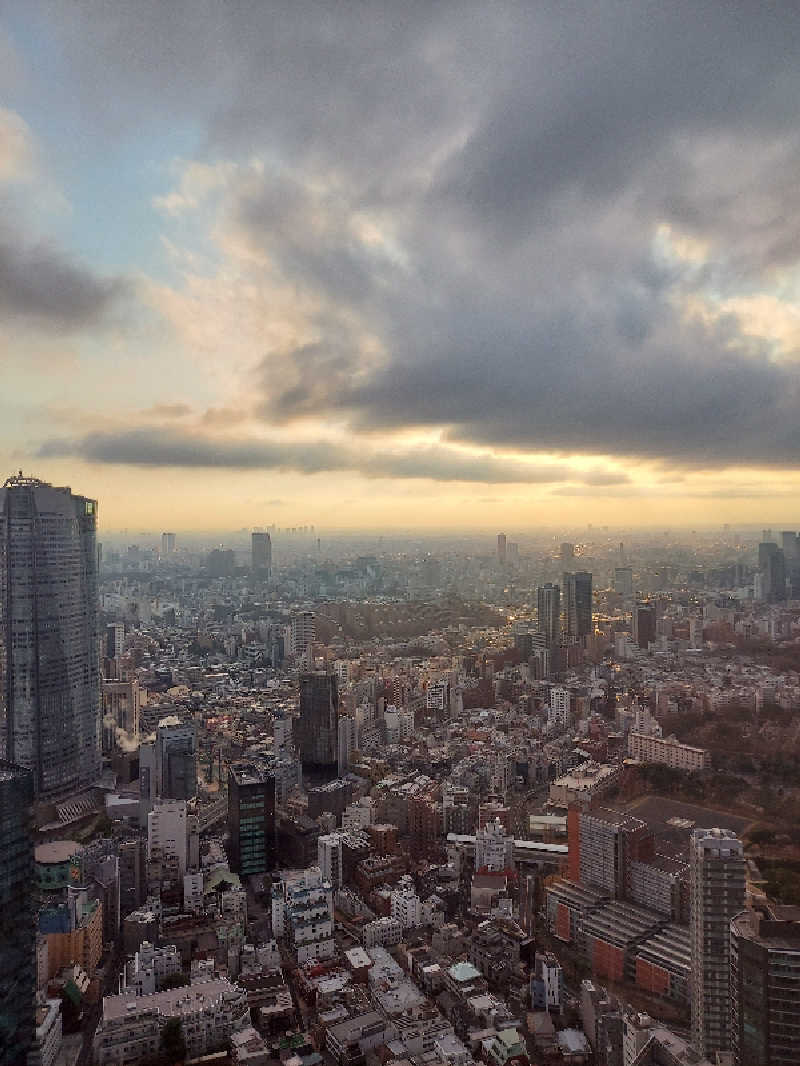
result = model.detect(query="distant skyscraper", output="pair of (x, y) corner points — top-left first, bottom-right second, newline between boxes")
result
(497, 533), (507, 565)
(563, 571), (592, 639)
(0, 761), (35, 1066)
(758, 542), (786, 603)
(160, 532), (176, 555)
(560, 542), (574, 563)
(251, 531), (272, 574)
(614, 565), (634, 599)
(690, 828), (745, 1060)
(537, 583), (561, 648)
(228, 762), (276, 876)
(780, 531), (797, 563)
(299, 673), (339, 785)
(0, 475), (101, 799)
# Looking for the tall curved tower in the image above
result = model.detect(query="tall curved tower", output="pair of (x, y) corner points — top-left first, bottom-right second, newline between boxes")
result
(0, 474), (101, 800)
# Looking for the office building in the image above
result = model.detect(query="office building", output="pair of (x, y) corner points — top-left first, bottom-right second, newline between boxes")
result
(537, 583), (561, 648)
(228, 762), (276, 877)
(299, 673), (339, 785)
(139, 716), (197, 817)
(731, 903), (800, 1065)
(160, 532), (175, 556)
(497, 533), (506, 565)
(690, 828), (745, 1059)
(564, 571), (592, 640)
(105, 622), (125, 661)
(251, 532), (271, 574)
(0, 762), (35, 1066)
(632, 604), (656, 649)
(0, 475), (101, 800)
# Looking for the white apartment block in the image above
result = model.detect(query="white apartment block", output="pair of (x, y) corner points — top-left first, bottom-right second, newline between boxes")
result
(318, 834), (344, 890)
(93, 977), (249, 1066)
(147, 800), (196, 875)
(548, 687), (570, 730)
(124, 942), (182, 997)
(28, 997), (62, 1066)
(183, 872), (203, 915)
(390, 877), (423, 929)
(363, 917), (403, 948)
(475, 818), (514, 872)
(342, 797), (373, 831)
(384, 705), (415, 744)
(627, 732), (710, 771)
(291, 612), (315, 657)
(272, 868), (335, 964)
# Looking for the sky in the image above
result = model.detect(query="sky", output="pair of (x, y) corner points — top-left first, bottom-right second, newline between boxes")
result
(3, 2), (800, 531)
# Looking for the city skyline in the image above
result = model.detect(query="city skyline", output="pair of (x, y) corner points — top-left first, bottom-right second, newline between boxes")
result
(4, 5), (800, 528)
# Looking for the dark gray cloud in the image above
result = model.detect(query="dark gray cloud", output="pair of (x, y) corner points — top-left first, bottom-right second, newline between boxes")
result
(0, 231), (127, 327)
(36, 426), (629, 486)
(15, 2), (800, 465)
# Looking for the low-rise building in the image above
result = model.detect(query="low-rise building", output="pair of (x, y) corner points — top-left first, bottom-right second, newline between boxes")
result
(627, 732), (710, 771)
(93, 976), (249, 1066)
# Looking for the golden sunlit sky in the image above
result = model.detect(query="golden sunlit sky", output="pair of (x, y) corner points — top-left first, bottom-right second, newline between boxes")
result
(3, 4), (800, 530)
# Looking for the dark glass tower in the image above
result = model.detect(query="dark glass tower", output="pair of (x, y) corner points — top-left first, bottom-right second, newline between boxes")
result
(537, 583), (561, 647)
(299, 673), (339, 785)
(227, 762), (276, 876)
(0, 762), (35, 1066)
(0, 475), (101, 799)
(563, 571), (592, 639)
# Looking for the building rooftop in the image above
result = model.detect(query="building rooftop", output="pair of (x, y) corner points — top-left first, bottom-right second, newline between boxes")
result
(35, 840), (81, 864)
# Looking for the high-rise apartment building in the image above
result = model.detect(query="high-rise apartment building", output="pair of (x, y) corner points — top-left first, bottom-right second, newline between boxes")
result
(497, 533), (507, 565)
(291, 612), (315, 658)
(0, 475), (101, 799)
(537, 583), (561, 648)
(299, 673), (339, 785)
(690, 828), (745, 1059)
(160, 532), (175, 555)
(731, 903), (800, 1065)
(563, 571), (593, 639)
(227, 762), (276, 877)
(251, 532), (272, 574)
(0, 762), (35, 1066)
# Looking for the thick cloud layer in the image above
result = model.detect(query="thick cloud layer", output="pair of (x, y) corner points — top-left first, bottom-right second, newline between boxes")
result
(37, 427), (629, 486)
(12, 2), (800, 470)
(0, 233), (127, 327)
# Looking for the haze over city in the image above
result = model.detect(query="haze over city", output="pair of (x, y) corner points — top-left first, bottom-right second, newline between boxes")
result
(4, 4), (800, 527)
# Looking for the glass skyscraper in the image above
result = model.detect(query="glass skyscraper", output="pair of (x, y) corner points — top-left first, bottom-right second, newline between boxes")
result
(0, 761), (35, 1066)
(299, 672), (339, 785)
(0, 475), (101, 800)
